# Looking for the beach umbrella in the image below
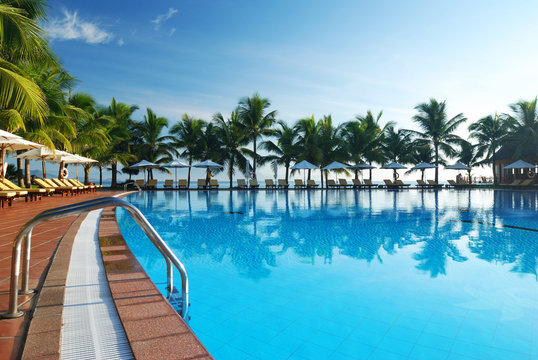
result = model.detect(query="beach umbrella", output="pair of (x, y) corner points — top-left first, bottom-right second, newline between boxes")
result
(130, 160), (160, 182)
(445, 162), (471, 170)
(411, 162), (437, 181)
(291, 160), (319, 183)
(272, 161), (278, 180)
(322, 161), (349, 183)
(193, 160), (224, 185)
(15, 147), (59, 178)
(381, 162), (407, 182)
(245, 160), (251, 179)
(348, 163), (377, 180)
(503, 160), (536, 169)
(164, 160), (190, 183)
(0, 132), (42, 179)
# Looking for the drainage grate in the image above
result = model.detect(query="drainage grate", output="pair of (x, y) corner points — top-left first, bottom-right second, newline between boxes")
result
(61, 210), (133, 360)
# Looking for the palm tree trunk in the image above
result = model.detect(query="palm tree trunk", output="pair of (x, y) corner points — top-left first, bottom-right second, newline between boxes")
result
(308, 169), (311, 180)
(321, 170), (324, 188)
(111, 161), (117, 187)
(285, 163), (289, 182)
(99, 166), (103, 185)
(253, 135), (257, 177)
(84, 164), (90, 184)
(468, 169), (472, 184)
(492, 151), (497, 185)
(354, 170), (358, 180)
(24, 159), (31, 187)
(434, 143), (439, 183)
(17, 154), (23, 186)
(229, 156), (234, 188)
(187, 157), (192, 188)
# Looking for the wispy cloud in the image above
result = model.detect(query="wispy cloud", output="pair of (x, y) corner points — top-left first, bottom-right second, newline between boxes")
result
(45, 9), (113, 44)
(117, 38), (125, 46)
(169, 28), (176, 36)
(152, 8), (178, 30)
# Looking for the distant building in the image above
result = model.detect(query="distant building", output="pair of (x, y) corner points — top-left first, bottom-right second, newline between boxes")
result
(493, 146), (537, 183)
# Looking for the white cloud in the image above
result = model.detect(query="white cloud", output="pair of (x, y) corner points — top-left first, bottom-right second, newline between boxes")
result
(45, 10), (113, 44)
(152, 8), (178, 30)
(169, 28), (176, 36)
(117, 38), (124, 46)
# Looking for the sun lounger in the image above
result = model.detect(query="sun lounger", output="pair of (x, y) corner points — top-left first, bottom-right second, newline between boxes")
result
(362, 179), (377, 188)
(135, 179), (145, 188)
(326, 179), (338, 189)
(339, 179), (351, 189)
(265, 179), (276, 189)
(1, 178), (47, 200)
(294, 179), (306, 189)
(49, 178), (79, 195)
(146, 179), (157, 189)
(60, 178), (87, 193)
(237, 179), (247, 189)
(209, 179), (219, 189)
(416, 179), (429, 188)
(0, 191), (16, 207)
(69, 179), (95, 192)
(278, 179), (289, 189)
(197, 179), (207, 189)
(446, 179), (467, 188)
(395, 179), (411, 187)
(178, 179), (188, 189)
(307, 179), (319, 188)
(383, 179), (400, 189)
(34, 178), (66, 196)
(426, 180), (444, 189)
(249, 179), (260, 189)
(352, 179), (363, 189)
(164, 179), (174, 188)
(0, 181), (28, 201)
(513, 179), (533, 187)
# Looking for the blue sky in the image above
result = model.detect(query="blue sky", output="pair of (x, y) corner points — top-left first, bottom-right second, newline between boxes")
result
(30, 0), (538, 182)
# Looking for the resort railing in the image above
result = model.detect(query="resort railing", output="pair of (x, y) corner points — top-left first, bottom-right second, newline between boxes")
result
(2, 196), (189, 321)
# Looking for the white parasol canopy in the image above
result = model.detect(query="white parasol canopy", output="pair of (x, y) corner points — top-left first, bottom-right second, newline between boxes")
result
(445, 162), (471, 170)
(381, 162), (407, 182)
(0, 131), (43, 179)
(503, 160), (536, 169)
(163, 160), (190, 183)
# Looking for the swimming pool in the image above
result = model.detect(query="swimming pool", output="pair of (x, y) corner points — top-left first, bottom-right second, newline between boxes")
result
(117, 189), (538, 360)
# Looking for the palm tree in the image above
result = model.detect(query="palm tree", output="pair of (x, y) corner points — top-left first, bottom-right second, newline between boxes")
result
(317, 115), (346, 185)
(102, 98), (138, 187)
(260, 120), (300, 182)
(382, 126), (413, 164)
(468, 114), (510, 184)
(504, 98), (538, 161)
(213, 110), (249, 188)
(457, 140), (482, 183)
(170, 114), (206, 187)
(408, 99), (467, 182)
(132, 108), (175, 179)
(238, 93), (277, 176)
(295, 115), (322, 178)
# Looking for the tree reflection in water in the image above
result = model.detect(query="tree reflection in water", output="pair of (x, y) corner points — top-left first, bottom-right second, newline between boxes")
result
(117, 189), (538, 281)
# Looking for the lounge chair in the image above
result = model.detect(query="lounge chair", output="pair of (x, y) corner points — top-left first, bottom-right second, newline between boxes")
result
(278, 179), (289, 189)
(513, 179), (533, 187)
(426, 180), (444, 189)
(135, 179), (145, 188)
(294, 179), (306, 189)
(34, 179), (68, 196)
(383, 179), (399, 189)
(351, 179), (362, 189)
(0, 182), (27, 201)
(209, 179), (219, 189)
(395, 179), (411, 187)
(0, 191), (16, 207)
(339, 179), (351, 189)
(164, 179), (174, 188)
(197, 179), (207, 190)
(51, 178), (81, 194)
(178, 179), (188, 189)
(237, 179), (248, 189)
(504, 179), (521, 186)
(326, 179), (338, 189)
(146, 179), (158, 189)
(249, 179), (260, 189)
(265, 179), (276, 189)
(447, 179), (467, 188)
(60, 178), (88, 193)
(362, 179), (377, 188)
(69, 179), (95, 192)
(1, 178), (48, 200)
(307, 179), (319, 188)
(416, 179), (429, 188)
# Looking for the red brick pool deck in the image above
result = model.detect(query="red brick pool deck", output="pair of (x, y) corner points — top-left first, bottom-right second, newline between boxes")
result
(0, 191), (212, 360)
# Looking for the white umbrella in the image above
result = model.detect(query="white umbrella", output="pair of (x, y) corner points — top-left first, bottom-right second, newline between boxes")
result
(348, 163), (377, 181)
(322, 161), (349, 183)
(245, 160), (251, 179)
(0, 133), (43, 179)
(15, 147), (57, 178)
(291, 160), (319, 183)
(193, 160), (223, 185)
(381, 162), (407, 182)
(503, 160), (536, 169)
(130, 160), (160, 182)
(445, 162), (471, 170)
(411, 162), (437, 181)
(163, 160), (190, 183)
(272, 161), (278, 180)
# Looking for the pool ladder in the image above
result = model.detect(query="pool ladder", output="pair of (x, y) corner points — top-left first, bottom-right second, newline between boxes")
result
(1, 196), (189, 321)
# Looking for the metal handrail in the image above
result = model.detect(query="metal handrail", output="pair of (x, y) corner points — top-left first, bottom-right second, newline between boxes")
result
(2, 197), (189, 321)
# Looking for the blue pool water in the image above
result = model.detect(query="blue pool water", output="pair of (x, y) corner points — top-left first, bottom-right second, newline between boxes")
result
(116, 189), (538, 360)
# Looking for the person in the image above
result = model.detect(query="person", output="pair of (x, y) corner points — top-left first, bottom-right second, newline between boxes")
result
(456, 173), (463, 184)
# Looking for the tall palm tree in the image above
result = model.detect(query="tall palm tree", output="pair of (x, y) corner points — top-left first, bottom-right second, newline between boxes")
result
(457, 140), (482, 183)
(132, 108), (175, 178)
(260, 120), (300, 182)
(238, 93), (277, 176)
(408, 99), (467, 182)
(102, 98), (138, 187)
(317, 115), (346, 185)
(214, 110), (249, 187)
(468, 113), (510, 184)
(170, 114), (206, 187)
(382, 126), (413, 164)
(504, 98), (538, 161)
